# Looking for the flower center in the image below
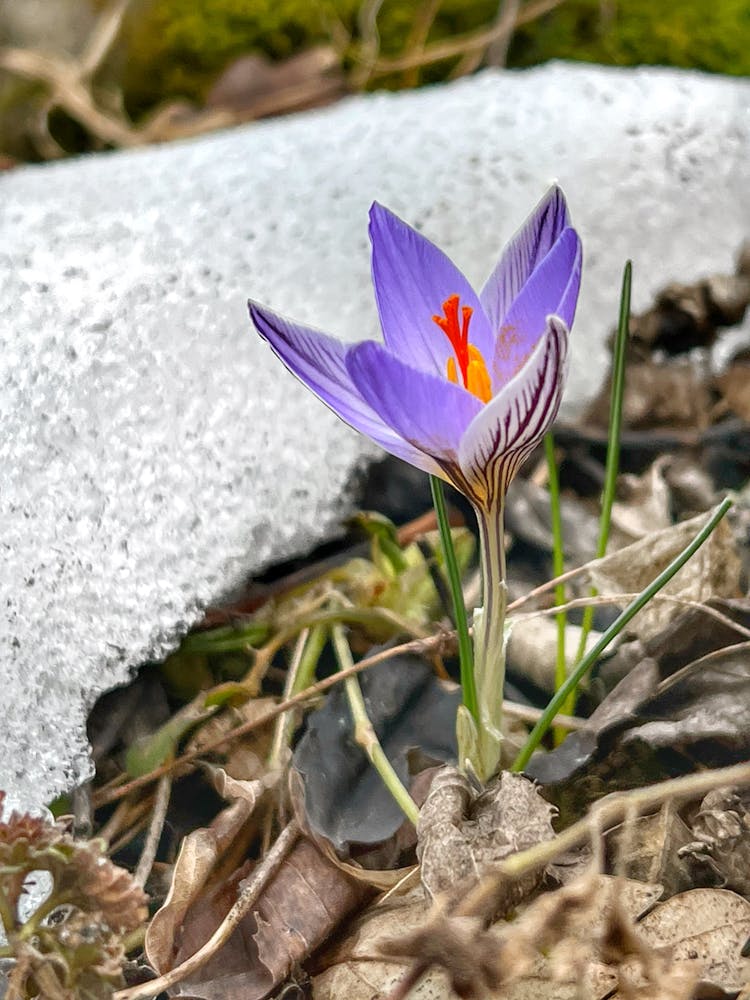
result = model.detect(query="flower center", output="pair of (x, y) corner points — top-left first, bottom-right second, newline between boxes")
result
(432, 295), (491, 403)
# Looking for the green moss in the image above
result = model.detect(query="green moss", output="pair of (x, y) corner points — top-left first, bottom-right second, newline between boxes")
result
(120, 0), (352, 112)
(509, 0), (750, 76)
(118, 0), (750, 119)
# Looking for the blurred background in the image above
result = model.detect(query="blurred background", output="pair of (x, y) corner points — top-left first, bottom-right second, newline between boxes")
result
(1, 0), (748, 163)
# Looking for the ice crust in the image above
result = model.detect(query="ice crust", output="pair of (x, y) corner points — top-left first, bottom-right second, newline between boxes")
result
(2, 63), (749, 815)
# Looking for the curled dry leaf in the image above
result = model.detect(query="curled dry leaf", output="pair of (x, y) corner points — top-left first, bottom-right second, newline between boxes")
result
(417, 768), (555, 905)
(145, 770), (271, 975)
(163, 838), (370, 999)
(147, 769), (370, 999)
(681, 786), (750, 897)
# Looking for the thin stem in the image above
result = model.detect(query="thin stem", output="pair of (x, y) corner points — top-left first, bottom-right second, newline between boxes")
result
(544, 433), (568, 746)
(471, 501), (507, 780)
(331, 624), (419, 826)
(572, 261), (632, 677)
(429, 475), (477, 724)
(512, 497), (733, 771)
(0, 889), (16, 939)
(134, 772), (172, 888)
(268, 624), (327, 766)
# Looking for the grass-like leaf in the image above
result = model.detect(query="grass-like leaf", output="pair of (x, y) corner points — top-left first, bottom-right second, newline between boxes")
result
(512, 496), (733, 771)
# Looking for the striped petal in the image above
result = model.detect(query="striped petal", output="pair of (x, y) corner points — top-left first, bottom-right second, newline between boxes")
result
(369, 203), (495, 376)
(480, 185), (572, 333)
(346, 340), (483, 468)
(249, 300), (442, 474)
(490, 228), (581, 388)
(458, 316), (569, 507)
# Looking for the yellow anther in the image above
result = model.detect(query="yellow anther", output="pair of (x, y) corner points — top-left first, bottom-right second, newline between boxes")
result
(446, 355), (459, 386)
(467, 346), (492, 403)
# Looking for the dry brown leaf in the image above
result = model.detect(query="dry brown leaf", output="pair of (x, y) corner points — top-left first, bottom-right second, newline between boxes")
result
(145, 770), (270, 974)
(313, 890), (450, 1000)
(636, 888), (750, 993)
(682, 786), (750, 896)
(588, 507), (741, 640)
(184, 696), (278, 781)
(606, 807), (697, 898)
(588, 359), (713, 430)
(150, 831), (369, 998)
(507, 615), (602, 694)
(716, 357), (750, 421)
(313, 875), (665, 1000)
(609, 460), (672, 544)
(417, 768), (555, 903)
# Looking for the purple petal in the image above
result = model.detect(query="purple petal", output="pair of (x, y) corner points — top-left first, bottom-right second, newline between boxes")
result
(480, 186), (572, 332)
(490, 228), (581, 387)
(345, 340), (483, 467)
(458, 317), (569, 507)
(369, 203), (494, 376)
(249, 300), (442, 474)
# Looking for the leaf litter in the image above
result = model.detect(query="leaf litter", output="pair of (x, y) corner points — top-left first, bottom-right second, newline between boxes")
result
(4, 258), (750, 999)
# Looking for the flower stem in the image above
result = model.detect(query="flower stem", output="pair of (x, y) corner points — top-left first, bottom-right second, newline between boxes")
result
(331, 623), (419, 826)
(512, 497), (732, 771)
(429, 475), (478, 724)
(470, 501), (507, 781)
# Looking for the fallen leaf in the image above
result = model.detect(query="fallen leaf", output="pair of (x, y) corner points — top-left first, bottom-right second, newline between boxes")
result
(293, 656), (459, 853)
(145, 769), (271, 975)
(716, 355), (750, 422)
(588, 507), (741, 641)
(525, 603), (750, 808)
(605, 806), (699, 897)
(681, 786), (750, 897)
(417, 768), (555, 904)
(637, 888), (750, 993)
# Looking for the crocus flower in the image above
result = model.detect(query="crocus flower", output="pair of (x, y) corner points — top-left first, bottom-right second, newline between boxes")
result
(249, 187), (582, 780)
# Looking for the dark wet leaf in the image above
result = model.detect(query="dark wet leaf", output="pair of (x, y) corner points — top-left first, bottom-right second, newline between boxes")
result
(525, 603), (750, 814)
(293, 656), (459, 852)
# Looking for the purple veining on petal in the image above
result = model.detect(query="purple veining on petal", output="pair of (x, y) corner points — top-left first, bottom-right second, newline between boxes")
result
(249, 300), (441, 474)
(490, 228), (581, 389)
(369, 203), (494, 376)
(458, 316), (569, 506)
(480, 185), (571, 333)
(346, 339), (483, 466)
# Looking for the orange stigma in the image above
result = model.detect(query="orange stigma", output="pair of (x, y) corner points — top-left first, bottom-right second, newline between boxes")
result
(432, 295), (491, 403)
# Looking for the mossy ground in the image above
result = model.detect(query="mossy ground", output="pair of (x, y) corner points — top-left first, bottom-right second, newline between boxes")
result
(117, 0), (750, 117)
